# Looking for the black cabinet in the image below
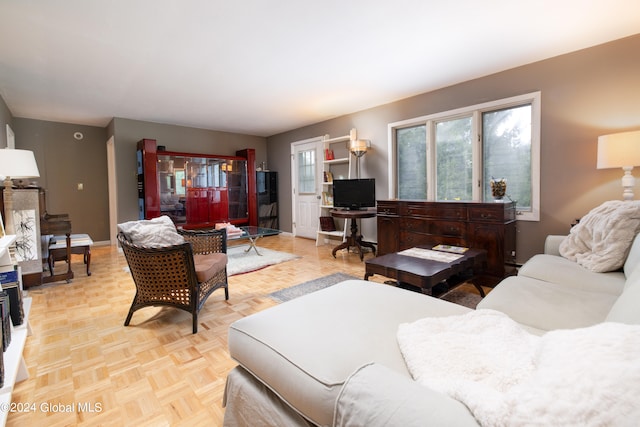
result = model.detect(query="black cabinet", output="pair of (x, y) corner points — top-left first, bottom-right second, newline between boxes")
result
(257, 171), (278, 229)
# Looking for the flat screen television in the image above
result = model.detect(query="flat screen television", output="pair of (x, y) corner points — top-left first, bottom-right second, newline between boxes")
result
(333, 178), (376, 210)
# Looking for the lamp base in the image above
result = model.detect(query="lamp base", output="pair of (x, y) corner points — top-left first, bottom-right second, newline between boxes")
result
(622, 166), (635, 201)
(3, 177), (15, 234)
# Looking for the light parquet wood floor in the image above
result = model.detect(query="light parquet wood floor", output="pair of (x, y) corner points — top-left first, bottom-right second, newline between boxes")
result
(7, 235), (391, 426)
(8, 234), (484, 426)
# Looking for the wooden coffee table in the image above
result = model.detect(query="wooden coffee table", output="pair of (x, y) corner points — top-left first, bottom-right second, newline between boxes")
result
(364, 245), (487, 296)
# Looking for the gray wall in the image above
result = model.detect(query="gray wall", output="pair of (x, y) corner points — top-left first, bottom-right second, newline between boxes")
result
(267, 34), (640, 263)
(12, 118), (109, 241)
(3, 34), (639, 258)
(0, 95), (13, 148)
(4, 116), (266, 242)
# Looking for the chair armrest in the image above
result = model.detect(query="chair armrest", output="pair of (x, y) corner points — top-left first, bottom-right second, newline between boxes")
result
(178, 228), (227, 255)
(544, 235), (567, 256)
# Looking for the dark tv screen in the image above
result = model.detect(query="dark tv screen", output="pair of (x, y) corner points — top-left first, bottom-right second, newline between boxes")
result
(333, 178), (376, 210)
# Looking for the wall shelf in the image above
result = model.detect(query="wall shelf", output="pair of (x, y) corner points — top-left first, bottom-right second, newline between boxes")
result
(0, 234), (32, 427)
(316, 130), (355, 246)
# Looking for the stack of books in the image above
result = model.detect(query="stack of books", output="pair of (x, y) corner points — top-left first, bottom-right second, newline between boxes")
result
(215, 222), (244, 238)
(0, 265), (24, 327)
(0, 292), (9, 352)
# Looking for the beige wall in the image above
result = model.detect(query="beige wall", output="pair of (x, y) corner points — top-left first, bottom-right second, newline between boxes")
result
(267, 34), (640, 263)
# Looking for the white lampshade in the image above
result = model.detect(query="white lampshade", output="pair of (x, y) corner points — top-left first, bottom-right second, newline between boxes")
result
(597, 130), (640, 169)
(349, 139), (371, 157)
(0, 148), (40, 179)
(597, 130), (640, 200)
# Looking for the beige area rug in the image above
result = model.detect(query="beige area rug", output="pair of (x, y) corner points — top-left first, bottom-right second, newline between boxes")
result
(439, 288), (484, 309)
(269, 272), (359, 302)
(269, 273), (483, 309)
(227, 245), (300, 276)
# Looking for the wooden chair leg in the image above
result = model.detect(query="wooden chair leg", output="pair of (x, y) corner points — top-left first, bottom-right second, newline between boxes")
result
(124, 309), (134, 326)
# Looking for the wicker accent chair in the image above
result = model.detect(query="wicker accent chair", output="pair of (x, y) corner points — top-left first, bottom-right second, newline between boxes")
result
(118, 228), (228, 333)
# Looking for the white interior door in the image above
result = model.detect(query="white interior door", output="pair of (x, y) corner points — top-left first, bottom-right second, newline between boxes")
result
(291, 137), (323, 239)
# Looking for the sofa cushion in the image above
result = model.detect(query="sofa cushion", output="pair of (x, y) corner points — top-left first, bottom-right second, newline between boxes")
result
(192, 253), (227, 282)
(227, 280), (470, 427)
(477, 276), (619, 331)
(518, 254), (626, 296)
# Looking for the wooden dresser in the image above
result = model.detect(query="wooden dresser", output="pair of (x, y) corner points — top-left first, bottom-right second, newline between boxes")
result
(377, 200), (516, 284)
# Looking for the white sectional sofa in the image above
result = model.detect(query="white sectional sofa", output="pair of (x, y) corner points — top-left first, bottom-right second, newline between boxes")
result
(476, 234), (640, 332)
(223, 231), (640, 426)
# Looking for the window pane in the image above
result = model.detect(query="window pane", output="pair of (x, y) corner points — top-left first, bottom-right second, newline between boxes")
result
(482, 105), (532, 209)
(397, 125), (427, 199)
(298, 149), (316, 193)
(435, 117), (472, 201)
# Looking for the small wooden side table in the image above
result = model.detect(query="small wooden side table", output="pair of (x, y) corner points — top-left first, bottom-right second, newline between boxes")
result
(330, 209), (377, 261)
(48, 234), (94, 276)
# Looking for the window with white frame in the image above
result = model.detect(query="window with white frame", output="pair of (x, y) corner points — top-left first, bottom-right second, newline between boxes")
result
(388, 92), (540, 221)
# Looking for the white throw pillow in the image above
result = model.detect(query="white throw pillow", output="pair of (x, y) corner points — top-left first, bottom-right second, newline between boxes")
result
(118, 215), (185, 247)
(559, 200), (640, 272)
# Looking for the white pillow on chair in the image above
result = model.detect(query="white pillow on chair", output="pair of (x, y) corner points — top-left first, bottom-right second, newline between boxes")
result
(118, 215), (185, 247)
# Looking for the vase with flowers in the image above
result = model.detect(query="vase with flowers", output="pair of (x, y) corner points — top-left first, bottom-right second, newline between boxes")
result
(490, 177), (507, 201)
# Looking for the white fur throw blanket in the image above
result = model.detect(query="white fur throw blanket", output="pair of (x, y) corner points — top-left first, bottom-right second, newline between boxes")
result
(397, 310), (640, 426)
(559, 200), (640, 272)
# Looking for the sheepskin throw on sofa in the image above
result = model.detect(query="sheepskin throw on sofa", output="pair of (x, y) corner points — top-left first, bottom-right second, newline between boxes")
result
(397, 309), (640, 426)
(559, 200), (640, 272)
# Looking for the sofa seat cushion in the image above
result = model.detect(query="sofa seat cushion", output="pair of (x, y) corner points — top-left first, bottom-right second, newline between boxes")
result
(518, 254), (625, 296)
(477, 276), (619, 331)
(192, 253), (227, 282)
(227, 280), (470, 427)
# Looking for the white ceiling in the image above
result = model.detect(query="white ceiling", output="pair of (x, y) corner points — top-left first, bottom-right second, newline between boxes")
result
(1, 1), (639, 137)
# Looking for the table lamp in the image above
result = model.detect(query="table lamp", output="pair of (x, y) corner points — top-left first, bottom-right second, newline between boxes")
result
(597, 130), (640, 200)
(0, 148), (41, 234)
